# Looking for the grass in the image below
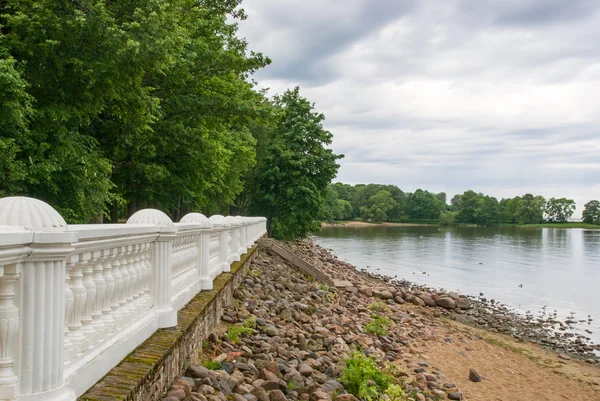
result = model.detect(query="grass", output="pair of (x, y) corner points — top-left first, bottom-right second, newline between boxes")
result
(340, 352), (414, 401)
(202, 359), (221, 370)
(368, 301), (392, 314)
(511, 223), (600, 229)
(224, 323), (253, 343)
(364, 316), (391, 336)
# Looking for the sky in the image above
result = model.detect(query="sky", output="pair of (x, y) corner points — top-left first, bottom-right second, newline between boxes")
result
(237, 0), (600, 215)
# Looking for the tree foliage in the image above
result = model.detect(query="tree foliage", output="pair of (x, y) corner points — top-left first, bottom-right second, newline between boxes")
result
(244, 87), (342, 239)
(582, 200), (600, 225)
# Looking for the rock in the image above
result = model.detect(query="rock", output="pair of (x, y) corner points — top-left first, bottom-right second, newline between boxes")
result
(380, 290), (393, 300)
(558, 354), (570, 360)
(469, 368), (482, 382)
(197, 385), (215, 395)
(163, 397), (181, 401)
(269, 390), (288, 401)
(231, 395), (247, 401)
(221, 362), (234, 374)
(185, 395), (208, 401)
(448, 392), (462, 400)
(186, 366), (210, 379)
(167, 389), (187, 400)
(260, 380), (281, 391)
(334, 395), (358, 401)
(456, 298), (472, 310)
(264, 326), (279, 336)
(309, 390), (330, 401)
(298, 363), (313, 377)
(418, 295), (436, 307)
(320, 380), (344, 394)
(411, 297), (426, 307)
(251, 387), (270, 401)
(244, 395), (258, 401)
(435, 298), (456, 309)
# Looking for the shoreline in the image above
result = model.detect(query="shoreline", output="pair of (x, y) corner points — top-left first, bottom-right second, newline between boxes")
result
(164, 238), (600, 401)
(321, 221), (600, 229)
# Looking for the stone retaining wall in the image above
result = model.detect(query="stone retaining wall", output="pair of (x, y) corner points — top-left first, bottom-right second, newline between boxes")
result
(80, 245), (259, 401)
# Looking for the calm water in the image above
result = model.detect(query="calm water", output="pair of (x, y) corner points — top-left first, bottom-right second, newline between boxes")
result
(314, 226), (600, 343)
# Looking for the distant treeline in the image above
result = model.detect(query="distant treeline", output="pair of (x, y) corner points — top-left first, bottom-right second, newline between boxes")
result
(323, 183), (600, 226)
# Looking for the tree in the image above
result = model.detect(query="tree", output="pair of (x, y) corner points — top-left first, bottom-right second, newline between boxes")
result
(544, 197), (576, 223)
(406, 189), (443, 220)
(474, 195), (500, 226)
(360, 190), (396, 223)
(517, 194), (546, 224)
(456, 190), (480, 223)
(582, 200), (600, 225)
(247, 87), (343, 239)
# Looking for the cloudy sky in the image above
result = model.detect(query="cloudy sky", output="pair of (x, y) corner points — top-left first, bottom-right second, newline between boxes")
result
(238, 0), (600, 215)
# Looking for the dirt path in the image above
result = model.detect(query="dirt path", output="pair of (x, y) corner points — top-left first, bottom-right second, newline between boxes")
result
(416, 314), (600, 401)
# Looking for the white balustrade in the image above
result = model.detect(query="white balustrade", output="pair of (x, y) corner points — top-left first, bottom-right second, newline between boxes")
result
(0, 197), (267, 400)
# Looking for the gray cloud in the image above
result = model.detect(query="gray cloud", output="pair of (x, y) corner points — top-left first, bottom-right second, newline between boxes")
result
(239, 0), (600, 214)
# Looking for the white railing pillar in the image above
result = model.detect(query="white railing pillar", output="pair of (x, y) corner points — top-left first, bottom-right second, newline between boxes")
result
(225, 216), (240, 263)
(0, 266), (20, 401)
(208, 215), (229, 274)
(127, 209), (177, 329)
(0, 197), (78, 401)
(179, 213), (213, 291)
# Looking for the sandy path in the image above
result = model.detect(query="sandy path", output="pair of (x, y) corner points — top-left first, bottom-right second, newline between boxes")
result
(415, 316), (600, 401)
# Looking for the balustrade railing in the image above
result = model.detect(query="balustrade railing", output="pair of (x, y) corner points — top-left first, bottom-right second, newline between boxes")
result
(0, 197), (266, 401)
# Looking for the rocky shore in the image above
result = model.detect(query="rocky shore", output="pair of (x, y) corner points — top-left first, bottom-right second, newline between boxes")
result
(161, 239), (600, 401)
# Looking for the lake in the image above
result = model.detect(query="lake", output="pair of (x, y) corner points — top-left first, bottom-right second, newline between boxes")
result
(313, 225), (600, 344)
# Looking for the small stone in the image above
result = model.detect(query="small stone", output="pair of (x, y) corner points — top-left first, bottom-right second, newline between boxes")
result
(244, 395), (258, 401)
(187, 366), (210, 379)
(298, 363), (313, 377)
(197, 385), (215, 395)
(167, 389), (187, 400)
(469, 368), (482, 382)
(380, 291), (393, 300)
(448, 391), (462, 400)
(260, 380), (281, 391)
(334, 395), (358, 401)
(163, 397), (181, 401)
(264, 326), (279, 336)
(251, 387), (269, 401)
(269, 389), (288, 401)
(310, 390), (330, 401)
(558, 354), (570, 360)
(436, 298), (456, 309)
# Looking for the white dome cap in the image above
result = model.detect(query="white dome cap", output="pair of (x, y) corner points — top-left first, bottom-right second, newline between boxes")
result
(0, 196), (67, 231)
(127, 209), (174, 226)
(180, 212), (211, 227)
(209, 214), (229, 227)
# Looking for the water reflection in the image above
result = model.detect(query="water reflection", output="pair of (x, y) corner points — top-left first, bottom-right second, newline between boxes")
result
(314, 226), (600, 343)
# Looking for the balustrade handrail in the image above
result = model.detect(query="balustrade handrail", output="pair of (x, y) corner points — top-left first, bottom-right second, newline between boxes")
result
(0, 196), (267, 401)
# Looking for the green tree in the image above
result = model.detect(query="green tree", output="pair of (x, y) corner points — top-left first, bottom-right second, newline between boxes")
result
(406, 189), (442, 220)
(582, 200), (600, 225)
(439, 211), (457, 226)
(517, 194), (546, 224)
(456, 190), (481, 223)
(474, 195), (500, 226)
(360, 190), (396, 223)
(544, 197), (576, 223)
(247, 87), (343, 239)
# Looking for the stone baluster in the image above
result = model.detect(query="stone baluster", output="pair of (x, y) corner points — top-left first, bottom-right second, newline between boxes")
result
(130, 244), (142, 313)
(67, 256), (89, 354)
(80, 254), (98, 346)
(110, 247), (124, 329)
(126, 209), (177, 328)
(138, 243), (151, 311)
(63, 265), (77, 362)
(101, 249), (116, 334)
(199, 229), (212, 290)
(119, 246), (132, 319)
(90, 250), (106, 341)
(0, 266), (20, 401)
(125, 246), (138, 313)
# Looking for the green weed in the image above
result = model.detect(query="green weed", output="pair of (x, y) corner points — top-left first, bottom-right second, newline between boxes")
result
(364, 316), (391, 336)
(225, 323), (253, 343)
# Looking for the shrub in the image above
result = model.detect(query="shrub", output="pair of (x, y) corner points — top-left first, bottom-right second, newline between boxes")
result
(202, 359), (221, 370)
(225, 323), (253, 343)
(340, 352), (393, 401)
(364, 316), (391, 336)
(368, 302), (391, 314)
(244, 315), (257, 329)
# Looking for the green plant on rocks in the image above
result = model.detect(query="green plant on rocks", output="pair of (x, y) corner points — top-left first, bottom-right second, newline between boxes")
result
(368, 302), (391, 314)
(340, 352), (393, 401)
(224, 323), (253, 343)
(364, 316), (391, 336)
(318, 284), (330, 291)
(201, 359), (221, 370)
(244, 315), (257, 329)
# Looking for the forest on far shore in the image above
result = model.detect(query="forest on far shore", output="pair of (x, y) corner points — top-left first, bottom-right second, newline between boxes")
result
(322, 183), (600, 226)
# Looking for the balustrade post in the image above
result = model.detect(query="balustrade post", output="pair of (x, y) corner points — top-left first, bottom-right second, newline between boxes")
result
(20, 232), (78, 401)
(180, 213), (213, 291)
(208, 215), (230, 274)
(0, 266), (20, 401)
(127, 209), (177, 328)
